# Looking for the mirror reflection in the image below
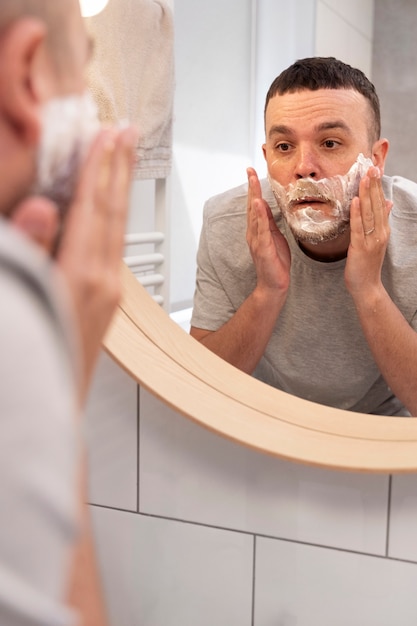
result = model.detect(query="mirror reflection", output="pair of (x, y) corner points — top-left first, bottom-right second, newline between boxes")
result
(189, 56), (417, 418)
(170, 0), (417, 419)
(89, 1), (417, 423)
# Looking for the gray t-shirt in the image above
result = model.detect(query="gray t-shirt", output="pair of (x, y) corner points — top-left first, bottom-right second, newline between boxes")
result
(191, 175), (417, 416)
(0, 219), (80, 625)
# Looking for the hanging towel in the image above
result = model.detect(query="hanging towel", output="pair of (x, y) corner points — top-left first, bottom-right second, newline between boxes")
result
(85, 0), (174, 180)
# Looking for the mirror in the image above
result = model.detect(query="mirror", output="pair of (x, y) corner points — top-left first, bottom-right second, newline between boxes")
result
(103, 263), (417, 473)
(97, 0), (417, 471)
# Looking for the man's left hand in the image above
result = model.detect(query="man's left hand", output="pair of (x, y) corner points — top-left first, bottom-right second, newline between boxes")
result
(345, 166), (392, 299)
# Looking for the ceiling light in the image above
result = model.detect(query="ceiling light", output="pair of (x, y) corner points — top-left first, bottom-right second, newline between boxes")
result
(79, 0), (109, 18)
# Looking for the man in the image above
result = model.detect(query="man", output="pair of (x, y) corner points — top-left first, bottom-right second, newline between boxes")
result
(190, 57), (417, 417)
(0, 0), (136, 624)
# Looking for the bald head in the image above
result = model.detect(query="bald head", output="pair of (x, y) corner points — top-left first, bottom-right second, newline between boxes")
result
(0, 0), (74, 27)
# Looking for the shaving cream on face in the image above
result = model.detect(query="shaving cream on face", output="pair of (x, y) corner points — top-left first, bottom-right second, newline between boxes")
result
(34, 90), (101, 216)
(268, 153), (375, 244)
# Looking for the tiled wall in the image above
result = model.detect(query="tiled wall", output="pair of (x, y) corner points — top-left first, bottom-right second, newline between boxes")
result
(85, 1), (417, 624)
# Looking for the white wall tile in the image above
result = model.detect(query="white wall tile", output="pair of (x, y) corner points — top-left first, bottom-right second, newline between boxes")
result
(139, 390), (389, 554)
(388, 475), (417, 562)
(254, 535), (417, 625)
(319, 0), (374, 39)
(316, 2), (373, 77)
(84, 351), (138, 510)
(91, 506), (253, 626)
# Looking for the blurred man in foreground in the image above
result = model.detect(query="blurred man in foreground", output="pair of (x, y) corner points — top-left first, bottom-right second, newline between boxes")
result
(0, 0), (136, 623)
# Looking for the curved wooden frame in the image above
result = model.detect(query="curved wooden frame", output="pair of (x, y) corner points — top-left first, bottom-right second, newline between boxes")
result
(103, 263), (417, 473)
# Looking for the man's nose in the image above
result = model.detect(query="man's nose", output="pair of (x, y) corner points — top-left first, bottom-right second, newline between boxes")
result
(294, 147), (318, 179)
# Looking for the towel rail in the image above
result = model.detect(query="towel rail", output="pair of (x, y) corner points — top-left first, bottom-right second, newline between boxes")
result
(124, 232), (165, 246)
(123, 178), (170, 308)
(124, 253), (164, 268)
(137, 273), (164, 288)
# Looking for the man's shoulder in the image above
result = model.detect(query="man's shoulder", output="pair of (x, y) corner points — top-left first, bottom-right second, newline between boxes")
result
(383, 174), (417, 204)
(0, 217), (48, 275)
(0, 218), (76, 362)
(0, 218), (56, 309)
(203, 178), (276, 221)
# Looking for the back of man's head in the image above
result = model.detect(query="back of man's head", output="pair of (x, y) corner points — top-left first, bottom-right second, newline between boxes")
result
(265, 57), (381, 141)
(0, 0), (74, 69)
(0, 0), (84, 219)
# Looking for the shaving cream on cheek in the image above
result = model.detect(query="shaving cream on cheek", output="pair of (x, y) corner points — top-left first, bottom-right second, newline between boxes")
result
(35, 91), (101, 215)
(268, 153), (375, 242)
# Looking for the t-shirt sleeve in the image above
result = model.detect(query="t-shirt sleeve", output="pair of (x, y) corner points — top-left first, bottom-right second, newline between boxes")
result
(190, 203), (237, 331)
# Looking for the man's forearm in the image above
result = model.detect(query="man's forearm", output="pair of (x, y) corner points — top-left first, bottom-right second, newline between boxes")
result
(353, 286), (417, 415)
(191, 286), (286, 374)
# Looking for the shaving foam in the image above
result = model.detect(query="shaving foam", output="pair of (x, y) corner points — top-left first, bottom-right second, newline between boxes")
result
(268, 153), (374, 242)
(35, 91), (101, 214)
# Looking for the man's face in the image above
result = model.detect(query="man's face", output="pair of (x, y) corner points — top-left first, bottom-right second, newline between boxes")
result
(263, 88), (377, 244)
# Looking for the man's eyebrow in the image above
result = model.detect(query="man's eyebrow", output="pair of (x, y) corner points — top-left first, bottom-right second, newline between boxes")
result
(268, 121), (352, 139)
(315, 121), (351, 134)
(268, 125), (294, 139)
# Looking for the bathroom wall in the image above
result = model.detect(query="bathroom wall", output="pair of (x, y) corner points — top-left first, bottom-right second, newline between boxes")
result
(85, 1), (417, 624)
(169, 0), (253, 311)
(314, 0), (374, 76)
(372, 0), (417, 180)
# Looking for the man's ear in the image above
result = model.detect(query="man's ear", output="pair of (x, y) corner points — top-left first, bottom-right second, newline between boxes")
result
(0, 18), (50, 145)
(372, 138), (389, 174)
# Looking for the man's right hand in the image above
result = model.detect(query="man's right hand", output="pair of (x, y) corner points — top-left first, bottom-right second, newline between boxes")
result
(11, 126), (137, 406)
(56, 126), (137, 404)
(190, 168), (290, 375)
(246, 167), (291, 297)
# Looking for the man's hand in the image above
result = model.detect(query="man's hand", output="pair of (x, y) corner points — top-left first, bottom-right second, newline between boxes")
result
(344, 167), (417, 415)
(190, 168), (290, 374)
(11, 129), (137, 400)
(56, 126), (137, 404)
(246, 167), (291, 297)
(345, 166), (392, 300)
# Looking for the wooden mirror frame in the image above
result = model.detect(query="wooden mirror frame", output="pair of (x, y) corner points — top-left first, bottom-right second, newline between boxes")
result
(103, 263), (417, 473)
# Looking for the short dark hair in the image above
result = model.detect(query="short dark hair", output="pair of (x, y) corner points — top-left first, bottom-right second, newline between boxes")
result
(264, 57), (381, 141)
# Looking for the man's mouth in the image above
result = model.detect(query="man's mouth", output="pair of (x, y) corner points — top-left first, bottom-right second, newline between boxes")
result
(289, 197), (329, 210)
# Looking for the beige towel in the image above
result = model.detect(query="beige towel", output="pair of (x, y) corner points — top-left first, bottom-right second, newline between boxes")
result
(85, 0), (174, 179)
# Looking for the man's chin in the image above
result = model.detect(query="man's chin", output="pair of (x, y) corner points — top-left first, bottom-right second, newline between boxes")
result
(289, 221), (350, 245)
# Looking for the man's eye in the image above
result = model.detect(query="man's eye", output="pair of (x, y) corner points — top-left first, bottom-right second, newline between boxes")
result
(276, 143), (291, 152)
(323, 140), (339, 148)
